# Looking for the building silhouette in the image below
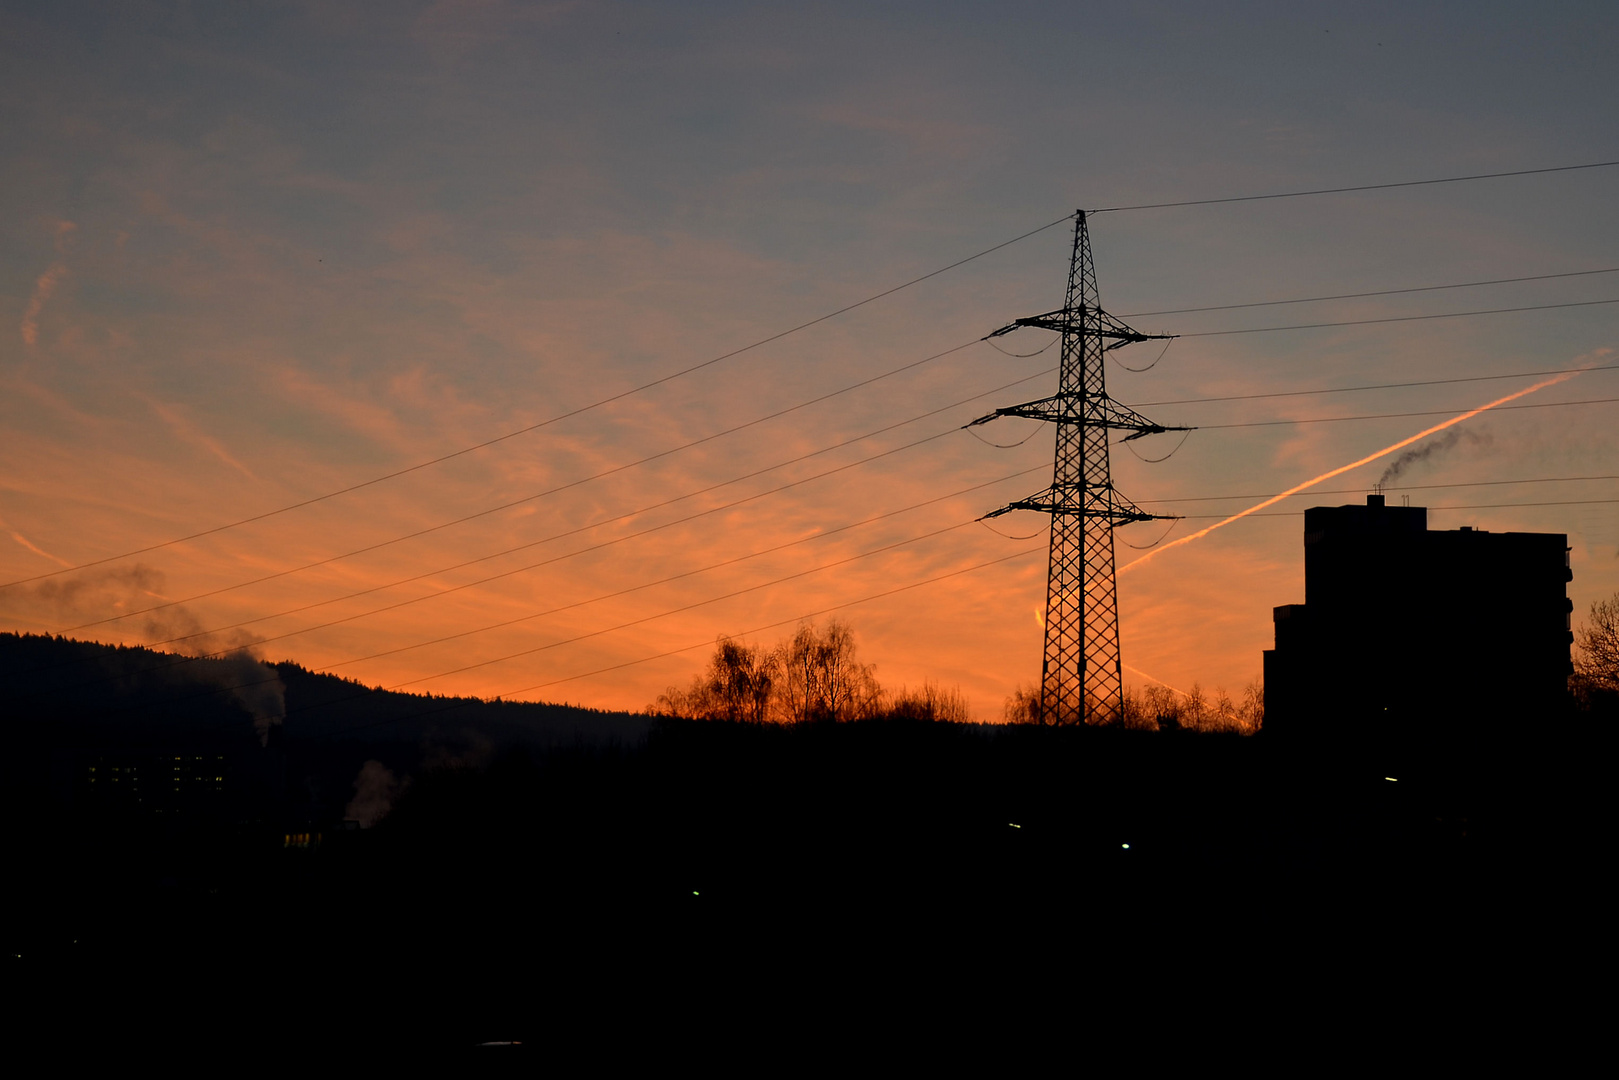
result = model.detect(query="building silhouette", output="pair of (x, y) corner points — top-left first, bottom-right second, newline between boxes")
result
(1264, 494), (1573, 749)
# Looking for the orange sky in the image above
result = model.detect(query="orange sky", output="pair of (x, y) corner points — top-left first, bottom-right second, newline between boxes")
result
(2, 4), (1616, 720)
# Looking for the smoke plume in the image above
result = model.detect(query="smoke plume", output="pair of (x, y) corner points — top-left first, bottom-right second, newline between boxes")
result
(345, 760), (405, 828)
(1377, 428), (1491, 487)
(12, 563), (286, 743)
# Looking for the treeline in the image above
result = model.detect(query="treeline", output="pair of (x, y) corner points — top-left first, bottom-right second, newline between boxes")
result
(650, 618), (1265, 730)
(649, 619), (969, 724)
(1003, 679), (1265, 732)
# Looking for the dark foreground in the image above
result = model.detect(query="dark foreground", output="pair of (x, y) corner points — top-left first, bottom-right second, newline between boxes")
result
(11, 716), (1607, 1063)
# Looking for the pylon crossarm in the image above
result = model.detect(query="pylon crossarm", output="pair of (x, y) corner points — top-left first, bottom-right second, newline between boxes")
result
(969, 393), (1066, 425)
(1009, 307), (1070, 333)
(1093, 308), (1174, 344)
(964, 394), (1058, 426)
(1105, 399), (1194, 441)
(1120, 420), (1198, 440)
(970, 394), (1190, 436)
(1006, 306), (1173, 345)
(1099, 487), (1172, 525)
(983, 498), (1175, 528)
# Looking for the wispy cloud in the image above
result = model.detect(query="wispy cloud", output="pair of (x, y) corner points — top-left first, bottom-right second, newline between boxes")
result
(20, 263), (69, 346)
(146, 399), (260, 481)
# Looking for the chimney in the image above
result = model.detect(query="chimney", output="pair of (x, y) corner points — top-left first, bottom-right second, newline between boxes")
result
(1367, 493), (1385, 508)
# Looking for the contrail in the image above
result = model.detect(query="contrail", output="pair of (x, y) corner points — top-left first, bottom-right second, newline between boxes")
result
(1118, 367), (1589, 575)
(1122, 663), (1190, 697)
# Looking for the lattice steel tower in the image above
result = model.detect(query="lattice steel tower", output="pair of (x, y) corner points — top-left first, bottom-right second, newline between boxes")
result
(973, 211), (1186, 724)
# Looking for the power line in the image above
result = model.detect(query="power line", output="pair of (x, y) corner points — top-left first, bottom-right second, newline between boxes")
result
(45, 511), (1038, 725)
(19, 462), (1049, 698)
(75, 337), (1614, 633)
(1118, 267), (1619, 318)
(1428, 499), (1619, 511)
(91, 352), (1606, 641)
(0, 217), (1076, 591)
(54, 336), (1001, 629)
(258, 460), (1048, 662)
(61, 351), (1049, 635)
(323, 474), (1042, 677)
(29, 468), (1619, 716)
(1134, 475), (1619, 505)
(1089, 159), (1619, 213)
(68, 464), (1619, 691)
(1194, 396), (1618, 430)
(1128, 364), (1619, 408)
(39, 373), (1616, 644)
(14, 542), (1050, 744)
(283, 517), (974, 687)
(40, 485), (1617, 723)
(122, 420), (986, 645)
(37, 338), (1610, 654)
(14, 288), (1613, 603)
(22, 157), (1619, 721)
(310, 545), (1048, 740)
(49, 453), (1616, 701)
(495, 547), (1045, 699)
(1176, 298), (1619, 337)
(14, 156), (1617, 591)
(1172, 498), (1619, 520)
(40, 372), (1616, 647)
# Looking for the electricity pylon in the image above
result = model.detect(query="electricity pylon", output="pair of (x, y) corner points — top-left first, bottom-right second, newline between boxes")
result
(973, 211), (1187, 725)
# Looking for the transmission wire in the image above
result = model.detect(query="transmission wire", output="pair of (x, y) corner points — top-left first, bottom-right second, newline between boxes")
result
(1119, 519), (1180, 550)
(1128, 363), (1619, 407)
(58, 336), (996, 631)
(1123, 429), (1191, 462)
(1118, 267), (1619, 318)
(1176, 298), (1619, 337)
(0, 215), (1077, 591)
(1197, 395), (1618, 429)
(1089, 160), (1619, 213)
(1115, 337), (1174, 372)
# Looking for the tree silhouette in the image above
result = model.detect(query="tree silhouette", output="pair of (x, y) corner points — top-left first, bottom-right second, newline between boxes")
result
(652, 620), (905, 724)
(887, 681), (971, 724)
(1574, 592), (1619, 693)
(774, 619), (880, 723)
(652, 636), (777, 722)
(1002, 683), (1040, 725)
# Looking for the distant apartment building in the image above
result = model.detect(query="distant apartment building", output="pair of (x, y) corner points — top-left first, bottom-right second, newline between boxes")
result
(83, 752), (229, 816)
(1263, 494), (1572, 746)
